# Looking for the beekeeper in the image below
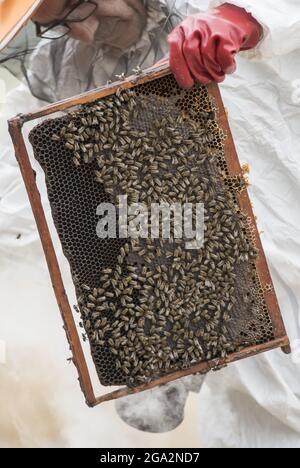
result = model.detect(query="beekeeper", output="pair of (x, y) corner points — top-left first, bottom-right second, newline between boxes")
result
(1, 0), (300, 445)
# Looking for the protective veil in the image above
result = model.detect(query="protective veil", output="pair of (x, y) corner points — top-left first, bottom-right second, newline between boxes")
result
(0, 0), (300, 446)
(1, 0), (197, 102)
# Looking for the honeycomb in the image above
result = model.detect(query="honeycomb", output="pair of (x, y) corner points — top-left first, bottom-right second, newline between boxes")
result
(29, 74), (275, 387)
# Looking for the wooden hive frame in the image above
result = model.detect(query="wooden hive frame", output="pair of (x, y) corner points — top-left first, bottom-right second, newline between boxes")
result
(8, 64), (290, 407)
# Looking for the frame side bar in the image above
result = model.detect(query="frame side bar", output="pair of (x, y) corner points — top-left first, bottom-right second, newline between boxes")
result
(8, 117), (97, 407)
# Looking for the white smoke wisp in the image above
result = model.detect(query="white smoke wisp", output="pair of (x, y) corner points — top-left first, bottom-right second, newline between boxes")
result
(115, 375), (205, 434)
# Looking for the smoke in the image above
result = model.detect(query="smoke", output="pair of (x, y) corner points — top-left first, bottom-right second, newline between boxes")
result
(0, 354), (66, 448)
(115, 375), (205, 433)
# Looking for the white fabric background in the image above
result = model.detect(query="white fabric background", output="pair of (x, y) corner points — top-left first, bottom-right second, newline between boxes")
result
(1, 0), (300, 448)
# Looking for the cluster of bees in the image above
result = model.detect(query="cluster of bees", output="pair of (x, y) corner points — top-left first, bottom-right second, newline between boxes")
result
(52, 85), (258, 386)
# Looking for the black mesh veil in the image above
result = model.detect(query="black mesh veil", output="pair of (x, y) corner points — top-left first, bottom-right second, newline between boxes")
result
(0, 0), (189, 103)
(0, 22), (40, 89)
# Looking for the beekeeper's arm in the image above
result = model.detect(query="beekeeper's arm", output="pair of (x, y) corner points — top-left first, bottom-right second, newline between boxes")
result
(168, 1), (300, 88)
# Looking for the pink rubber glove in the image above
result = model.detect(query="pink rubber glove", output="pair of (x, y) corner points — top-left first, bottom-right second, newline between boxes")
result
(168, 3), (263, 88)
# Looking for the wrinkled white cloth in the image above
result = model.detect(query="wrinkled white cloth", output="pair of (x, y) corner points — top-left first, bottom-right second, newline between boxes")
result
(1, 0), (300, 448)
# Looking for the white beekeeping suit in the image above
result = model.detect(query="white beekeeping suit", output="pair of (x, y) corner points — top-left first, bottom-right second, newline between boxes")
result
(0, 0), (300, 446)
